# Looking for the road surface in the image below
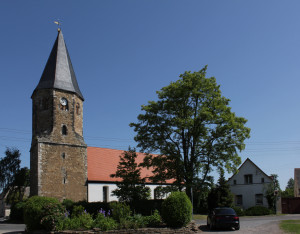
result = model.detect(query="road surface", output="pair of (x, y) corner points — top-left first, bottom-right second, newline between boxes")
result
(195, 214), (300, 233)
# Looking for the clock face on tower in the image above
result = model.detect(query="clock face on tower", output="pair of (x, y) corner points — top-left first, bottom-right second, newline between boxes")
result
(60, 98), (68, 106)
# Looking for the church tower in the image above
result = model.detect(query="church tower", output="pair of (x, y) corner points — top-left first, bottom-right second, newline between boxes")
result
(30, 29), (87, 201)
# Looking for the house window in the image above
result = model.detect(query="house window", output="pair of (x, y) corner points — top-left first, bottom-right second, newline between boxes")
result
(261, 178), (264, 183)
(255, 194), (263, 205)
(236, 195), (243, 206)
(244, 174), (253, 184)
(103, 186), (109, 202)
(62, 125), (67, 135)
(233, 180), (237, 185)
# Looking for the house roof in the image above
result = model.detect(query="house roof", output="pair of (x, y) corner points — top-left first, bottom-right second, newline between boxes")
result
(32, 29), (84, 100)
(227, 158), (273, 181)
(87, 147), (173, 184)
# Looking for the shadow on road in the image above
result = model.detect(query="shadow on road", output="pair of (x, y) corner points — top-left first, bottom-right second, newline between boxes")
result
(199, 224), (236, 232)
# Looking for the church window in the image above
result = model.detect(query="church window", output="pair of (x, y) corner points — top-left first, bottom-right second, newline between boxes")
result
(103, 186), (109, 202)
(261, 178), (264, 183)
(76, 103), (80, 115)
(62, 125), (68, 135)
(233, 180), (237, 185)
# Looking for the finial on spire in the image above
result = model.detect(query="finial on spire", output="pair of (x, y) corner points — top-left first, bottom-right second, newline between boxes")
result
(54, 20), (62, 31)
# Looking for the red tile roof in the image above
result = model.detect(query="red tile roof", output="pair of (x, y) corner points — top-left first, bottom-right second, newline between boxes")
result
(87, 147), (173, 184)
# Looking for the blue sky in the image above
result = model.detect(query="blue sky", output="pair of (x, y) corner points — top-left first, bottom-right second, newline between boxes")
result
(1, 0), (300, 189)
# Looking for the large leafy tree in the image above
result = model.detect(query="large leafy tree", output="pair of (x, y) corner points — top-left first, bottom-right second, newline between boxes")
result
(110, 147), (150, 202)
(130, 66), (250, 199)
(0, 148), (21, 194)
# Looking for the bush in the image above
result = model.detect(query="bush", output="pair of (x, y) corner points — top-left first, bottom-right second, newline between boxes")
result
(232, 206), (244, 216)
(23, 196), (65, 231)
(10, 201), (25, 221)
(62, 199), (74, 212)
(93, 213), (118, 231)
(109, 202), (131, 223)
(245, 206), (271, 216)
(161, 191), (192, 228)
(144, 210), (162, 227)
(72, 205), (85, 217)
(128, 199), (163, 216)
(59, 212), (94, 230)
(72, 201), (111, 218)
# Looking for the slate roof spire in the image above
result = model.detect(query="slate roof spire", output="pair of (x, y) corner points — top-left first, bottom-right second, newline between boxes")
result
(33, 29), (84, 100)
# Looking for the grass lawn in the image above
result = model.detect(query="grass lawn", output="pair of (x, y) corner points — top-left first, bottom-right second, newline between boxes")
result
(192, 214), (207, 220)
(280, 220), (300, 233)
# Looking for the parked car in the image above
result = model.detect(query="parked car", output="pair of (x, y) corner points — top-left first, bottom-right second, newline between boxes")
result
(207, 207), (240, 230)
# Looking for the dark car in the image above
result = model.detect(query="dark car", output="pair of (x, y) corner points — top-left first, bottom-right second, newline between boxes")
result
(207, 207), (240, 230)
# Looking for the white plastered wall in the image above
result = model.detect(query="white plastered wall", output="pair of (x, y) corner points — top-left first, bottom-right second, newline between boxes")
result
(88, 183), (169, 202)
(228, 160), (272, 209)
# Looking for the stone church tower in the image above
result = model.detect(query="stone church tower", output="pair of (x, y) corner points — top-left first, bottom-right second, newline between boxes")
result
(30, 29), (87, 201)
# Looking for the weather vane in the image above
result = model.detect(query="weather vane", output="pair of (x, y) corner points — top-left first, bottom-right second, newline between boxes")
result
(54, 19), (62, 31)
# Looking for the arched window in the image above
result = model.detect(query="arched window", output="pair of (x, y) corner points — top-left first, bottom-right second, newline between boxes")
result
(62, 125), (67, 135)
(76, 103), (80, 115)
(61, 153), (65, 159)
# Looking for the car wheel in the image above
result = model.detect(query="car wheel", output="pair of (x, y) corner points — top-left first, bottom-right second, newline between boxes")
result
(235, 224), (240, 230)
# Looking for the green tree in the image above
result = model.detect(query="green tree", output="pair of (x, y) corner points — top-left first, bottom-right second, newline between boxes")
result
(6, 167), (30, 204)
(207, 169), (233, 209)
(265, 174), (280, 211)
(110, 147), (150, 202)
(281, 178), (294, 198)
(0, 148), (21, 194)
(130, 66), (250, 199)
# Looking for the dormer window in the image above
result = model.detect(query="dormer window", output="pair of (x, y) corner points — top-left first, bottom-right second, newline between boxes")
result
(62, 125), (67, 135)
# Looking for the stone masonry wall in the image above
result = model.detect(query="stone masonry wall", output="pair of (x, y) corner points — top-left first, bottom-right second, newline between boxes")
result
(31, 89), (87, 201)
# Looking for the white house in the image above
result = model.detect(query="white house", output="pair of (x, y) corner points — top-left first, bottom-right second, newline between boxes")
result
(227, 158), (273, 209)
(87, 147), (172, 202)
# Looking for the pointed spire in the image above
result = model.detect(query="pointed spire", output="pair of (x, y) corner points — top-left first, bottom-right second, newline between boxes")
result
(33, 30), (84, 100)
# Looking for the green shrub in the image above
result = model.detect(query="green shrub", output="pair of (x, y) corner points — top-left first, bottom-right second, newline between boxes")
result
(245, 206), (271, 216)
(109, 202), (131, 223)
(144, 210), (162, 227)
(161, 191), (192, 228)
(117, 214), (146, 229)
(72, 205), (85, 217)
(93, 213), (118, 231)
(128, 199), (163, 216)
(62, 199), (74, 212)
(23, 196), (64, 231)
(73, 201), (111, 218)
(232, 206), (244, 216)
(10, 201), (25, 221)
(60, 212), (93, 230)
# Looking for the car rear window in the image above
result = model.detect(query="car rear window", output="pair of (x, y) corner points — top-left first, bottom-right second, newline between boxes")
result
(214, 208), (236, 215)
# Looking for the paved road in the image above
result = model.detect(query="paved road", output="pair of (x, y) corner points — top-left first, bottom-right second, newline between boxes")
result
(195, 214), (300, 233)
(0, 218), (25, 234)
